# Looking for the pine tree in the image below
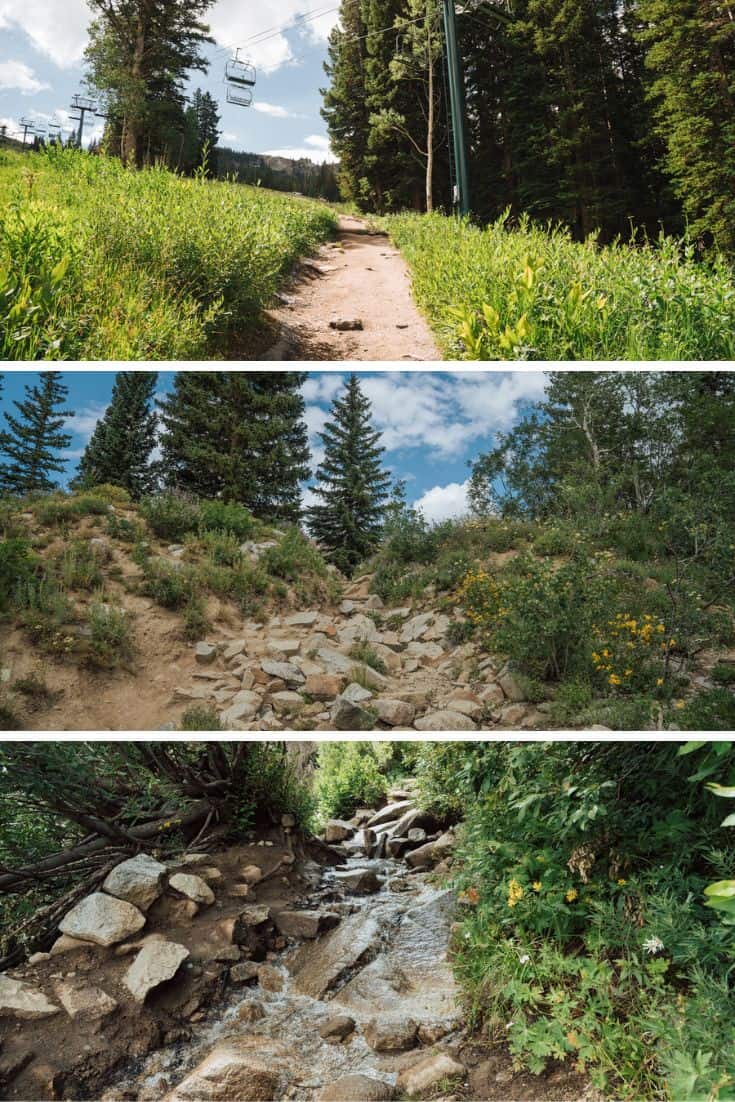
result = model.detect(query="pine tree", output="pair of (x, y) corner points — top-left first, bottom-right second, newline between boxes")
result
(3, 372), (74, 495)
(306, 375), (391, 574)
(74, 372), (159, 499)
(158, 372), (310, 520)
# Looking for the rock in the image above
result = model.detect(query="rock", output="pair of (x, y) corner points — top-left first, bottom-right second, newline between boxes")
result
(364, 1017), (418, 1052)
(0, 976), (59, 1019)
(195, 642), (217, 665)
(405, 830), (456, 869)
(478, 683), (505, 706)
(103, 854), (167, 912)
(274, 910), (339, 940)
(285, 610), (319, 627)
(256, 964), (283, 992)
(406, 641), (444, 662)
(318, 1014), (355, 1042)
(304, 674), (344, 701)
(149, 896), (199, 925)
(339, 600), (356, 615)
(260, 659), (304, 685)
(324, 819), (354, 843)
(391, 807), (439, 838)
(59, 892), (146, 947)
(366, 800), (414, 828)
(55, 982), (117, 1022)
(397, 1053), (465, 1097)
(414, 710), (477, 731)
(334, 868), (381, 894)
(499, 702), (531, 727)
(230, 961), (259, 984)
(316, 1075), (395, 1102)
(365, 594), (384, 610)
(240, 865), (262, 885)
(165, 1039), (286, 1101)
(288, 913), (380, 999)
(342, 681), (373, 704)
(211, 946), (241, 962)
(28, 952), (51, 965)
(354, 664), (388, 691)
(222, 640), (246, 661)
(198, 867), (223, 882)
(169, 873), (216, 905)
(407, 827), (427, 843)
(236, 1000), (265, 1022)
(498, 668), (526, 702)
(267, 638), (301, 658)
(49, 935), (90, 957)
(446, 694), (483, 721)
(375, 698), (415, 727)
(400, 613), (434, 643)
(270, 690), (305, 715)
(330, 317), (364, 331)
(124, 940), (189, 1002)
(330, 695), (375, 730)
(220, 690), (262, 726)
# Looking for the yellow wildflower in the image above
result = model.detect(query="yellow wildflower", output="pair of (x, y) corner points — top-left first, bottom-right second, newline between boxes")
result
(566, 889), (578, 903)
(617, 878), (627, 886)
(532, 881), (542, 892)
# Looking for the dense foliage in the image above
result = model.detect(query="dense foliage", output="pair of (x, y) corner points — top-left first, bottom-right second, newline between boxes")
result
(0, 372), (73, 494)
(0, 148), (336, 360)
(73, 372), (159, 499)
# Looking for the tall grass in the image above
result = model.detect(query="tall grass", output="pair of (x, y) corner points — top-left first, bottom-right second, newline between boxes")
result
(0, 147), (336, 360)
(387, 211), (735, 360)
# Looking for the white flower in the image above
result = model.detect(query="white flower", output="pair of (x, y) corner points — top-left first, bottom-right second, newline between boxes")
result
(506, 1021), (515, 1029)
(643, 935), (665, 955)
(518, 953), (531, 964)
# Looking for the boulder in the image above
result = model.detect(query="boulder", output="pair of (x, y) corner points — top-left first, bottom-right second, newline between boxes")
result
(165, 1039), (286, 1101)
(256, 964), (284, 992)
(274, 909), (339, 940)
(0, 976), (59, 1020)
(304, 674), (344, 701)
(342, 682), (373, 704)
(318, 1014), (356, 1042)
(124, 940), (189, 1002)
(334, 868), (381, 894)
(288, 913), (380, 999)
(270, 690), (304, 715)
(366, 800), (414, 828)
(400, 613), (434, 643)
(364, 1017), (418, 1052)
(355, 664), (388, 691)
(324, 819), (354, 843)
(405, 830), (456, 869)
(230, 961), (259, 984)
(446, 694), (483, 721)
(498, 668), (526, 702)
(407, 828), (427, 843)
(414, 710), (477, 732)
(169, 873), (215, 905)
(266, 639), (301, 658)
(240, 865), (262, 885)
(260, 659), (304, 685)
(49, 934), (91, 957)
(194, 642), (217, 665)
(285, 611), (319, 627)
(406, 641), (444, 662)
(316, 646), (355, 674)
(55, 982), (117, 1022)
(375, 698), (415, 727)
(103, 854), (167, 912)
(222, 640), (246, 661)
(478, 682), (505, 706)
(330, 695), (375, 731)
(397, 1053), (465, 1097)
(220, 690), (262, 727)
(315, 1075), (395, 1102)
(59, 892), (146, 947)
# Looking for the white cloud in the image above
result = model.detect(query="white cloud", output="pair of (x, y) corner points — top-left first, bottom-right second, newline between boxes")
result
(0, 59), (49, 94)
(0, 0), (89, 68)
(414, 480), (471, 524)
(264, 133), (338, 163)
(66, 402), (108, 442)
(209, 0), (338, 75)
(253, 102), (291, 118)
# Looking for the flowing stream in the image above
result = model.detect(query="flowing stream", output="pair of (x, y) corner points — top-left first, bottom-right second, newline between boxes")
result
(111, 855), (460, 1100)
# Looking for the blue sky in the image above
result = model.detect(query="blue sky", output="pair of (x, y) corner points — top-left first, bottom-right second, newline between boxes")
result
(0, 0), (338, 160)
(0, 371), (548, 521)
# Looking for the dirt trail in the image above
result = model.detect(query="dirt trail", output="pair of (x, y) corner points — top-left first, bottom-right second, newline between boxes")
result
(258, 215), (441, 361)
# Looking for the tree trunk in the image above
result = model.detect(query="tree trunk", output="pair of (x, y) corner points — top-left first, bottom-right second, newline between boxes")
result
(426, 7), (435, 214)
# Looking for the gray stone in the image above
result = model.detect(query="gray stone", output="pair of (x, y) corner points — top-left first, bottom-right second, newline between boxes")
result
(285, 611), (319, 627)
(366, 800), (414, 828)
(0, 976), (59, 1019)
(169, 873), (215, 905)
(288, 913), (380, 999)
(260, 659), (305, 686)
(270, 690), (304, 715)
(230, 961), (260, 984)
(330, 317), (364, 331)
(125, 940), (189, 1002)
(414, 710), (477, 731)
(330, 695), (375, 731)
(334, 868), (381, 894)
(375, 698), (415, 727)
(195, 642), (217, 665)
(407, 828), (427, 843)
(55, 982), (117, 1021)
(267, 639), (301, 657)
(59, 892), (146, 947)
(324, 819), (354, 843)
(498, 668), (526, 702)
(103, 854), (167, 912)
(274, 910), (340, 940)
(342, 681), (373, 704)
(405, 830), (456, 869)
(318, 1014), (355, 1042)
(364, 1017), (418, 1052)
(166, 1039), (286, 1101)
(397, 1053), (465, 1097)
(315, 1075), (395, 1102)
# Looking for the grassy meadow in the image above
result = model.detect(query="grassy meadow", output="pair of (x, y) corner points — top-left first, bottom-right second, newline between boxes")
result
(0, 147), (336, 360)
(387, 211), (735, 360)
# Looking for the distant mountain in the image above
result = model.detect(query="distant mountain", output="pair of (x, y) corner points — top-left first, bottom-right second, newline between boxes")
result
(216, 146), (340, 201)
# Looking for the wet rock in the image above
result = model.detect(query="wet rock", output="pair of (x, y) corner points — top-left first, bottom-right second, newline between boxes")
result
(256, 964), (283, 992)
(407, 828), (427, 843)
(324, 819), (354, 843)
(364, 1017), (418, 1052)
(405, 830), (456, 869)
(318, 1014), (356, 1042)
(334, 868), (381, 894)
(330, 695), (375, 730)
(273, 910), (340, 940)
(414, 710), (477, 731)
(55, 982), (117, 1022)
(166, 1038), (287, 1101)
(211, 946), (241, 963)
(103, 854), (167, 912)
(236, 1000), (265, 1022)
(232, 906), (274, 961)
(195, 642), (217, 665)
(169, 873), (216, 905)
(288, 913), (380, 999)
(230, 961), (259, 984)
(376, 698), (415, 727)
(0, 976), (59, 1019)
(316, 1075), (395, 1102)
(59, 892), (146, 947)
(304, 674), (344, 701)
(124, 940), (189, 1003)
(260, 659), (304, 686)
(397, 1052), (465, 1097)
(366, 800), (414, 828)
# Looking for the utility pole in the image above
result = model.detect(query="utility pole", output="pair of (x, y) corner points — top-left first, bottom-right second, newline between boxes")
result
(441, 0), (470, 216)
(69, 94), (97, 148)
(19, 117), (35, 146)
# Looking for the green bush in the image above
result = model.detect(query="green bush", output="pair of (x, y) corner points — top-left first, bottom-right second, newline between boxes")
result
(142, 560), (199, 609)
(140, 493), (200, 541)
(198, 500), (256, 540)
(674, 689), (735, 732)
(314, 742), (389, 820)
(0, 539), (36, 613)
(180, 705), (221, 731)
(348, 641), (387, 674)
(200, 529), (243, 567)
(712, 664), (735, 687)
(56, 541), (105, 591)
(85, 603), (134, 668)
(261, 528), (327, 582)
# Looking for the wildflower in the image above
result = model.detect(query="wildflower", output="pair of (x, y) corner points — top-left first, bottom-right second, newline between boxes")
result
(617, 878), (627, 886)
(519, 953), (531, 965)
(532, 881), (542, 892)
(675, 701), (685, 710)
(609, 674), (622, 686)
(643, 935), (664, 955)
(465, 887), (480, 905)
(565, 888), (578, 903)
(656, 678), (664, 687)
(507, 879), (524, 907)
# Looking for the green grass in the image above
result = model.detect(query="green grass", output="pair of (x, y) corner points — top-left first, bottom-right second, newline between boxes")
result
(386, 211), (735, 360)
(0, 146), (337, 360)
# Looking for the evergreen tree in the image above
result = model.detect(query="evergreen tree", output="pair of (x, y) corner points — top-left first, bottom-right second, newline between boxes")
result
(74, 372), (159, 499)
(306, 375), (391, 574)
(158, 372), (310, 520)
(3, 372), (74, 495)
(182, 89), (221, 174)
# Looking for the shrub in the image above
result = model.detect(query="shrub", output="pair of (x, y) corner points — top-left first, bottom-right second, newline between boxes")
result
(239, 744), (316, 830)
(674, 689), (735, 732)
(712, 664), (735, 687)
(142, 561), (198, 609)
(198, 500), (256, 540)
(140, 493), (200, 541)
(84, 484), (131, 505)
(591, 612), (672, 695)
(314, 742), (388, 820)
(85, 603), (134, 668)
(12, 672), (55, 710)
(261, 528), (327, 582)
(0, 539), (36, 613)
(200, 529), (243, 567)
(180, 705), (221, 731)
(106, 515), (144, 543)
(182, 596), (209, 642)
(56, 541), (104, 591)
(348, 641), (387, 674)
